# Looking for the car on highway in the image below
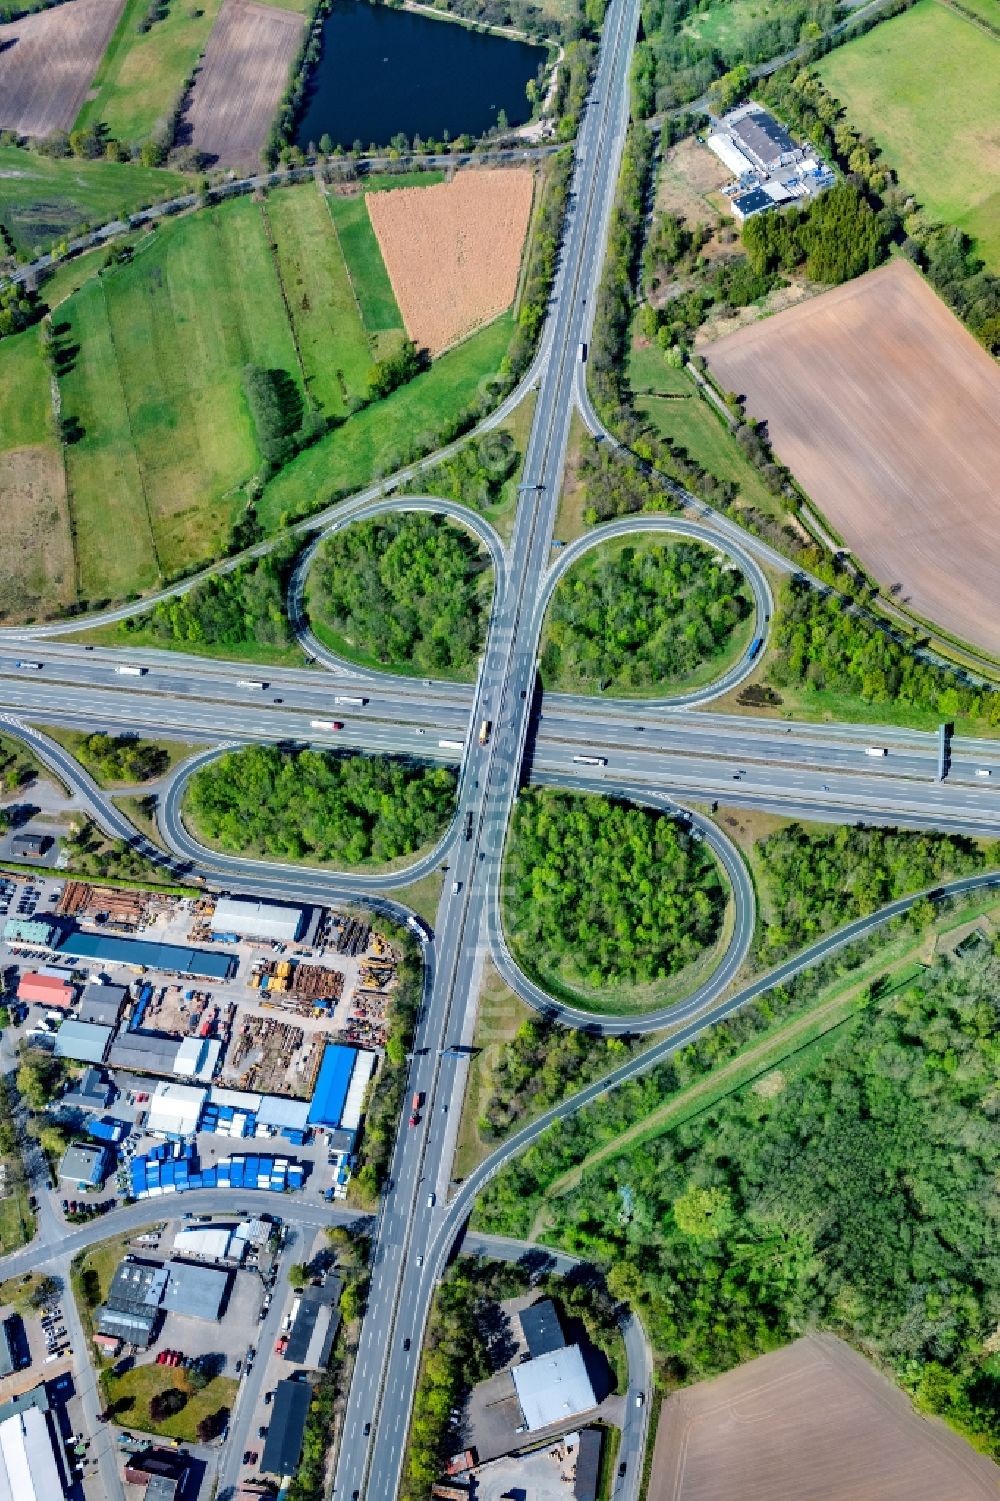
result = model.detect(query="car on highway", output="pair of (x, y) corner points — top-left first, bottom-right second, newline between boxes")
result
(427, 1192), (435, 1208)
(636, 1391), (644, 1406)
(363, 1422), (371, 1436)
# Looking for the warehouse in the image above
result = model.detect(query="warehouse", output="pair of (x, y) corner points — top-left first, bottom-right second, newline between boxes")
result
(173, 1035), (221, 1081)
(172, 1223), (249, 1263)
(162, 1260), (231, 1321)
(307, 1043), (358, 1129)
(55, 930), (235, 980)
(211, 897), (304, 944)
(340, 1051), (376, 1134)
(17, 972), (74, 1009)
(54, 1018), (112, 1064)
(58, 1141), (110, 1187)
(0, 1404), (67, 1501)
(145, 1082), (206, 1137)
(5, 919), (55, 948)
(706, 131), (755, 177)
(261, 1379), (312, 1478)
(511, 1346), (597, 1432)
(78, 982), (127, 1027)
(729, 104), (797, 172)
(520, 1300), (565, 1359)
(107, 1031), (181, 1075)
(97, 1259), (169, 1347)
(284, 1280), (342, 1370)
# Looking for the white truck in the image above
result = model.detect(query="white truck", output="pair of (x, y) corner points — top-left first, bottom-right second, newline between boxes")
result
(865, 747), (887, 758)
(114, 664), (146, 677)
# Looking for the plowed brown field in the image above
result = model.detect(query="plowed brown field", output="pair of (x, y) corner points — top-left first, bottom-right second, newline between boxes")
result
(705, 260), (1000, 655)
(0, 0), (125, 137)
(651, 1335), (1000, 1501)
(366, 168), (533, 355)
(181, 0), (305, 169)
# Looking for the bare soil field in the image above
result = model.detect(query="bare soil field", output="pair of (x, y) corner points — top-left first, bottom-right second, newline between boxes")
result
(651, 1334), (1000, 1501)
(0, 448), (75, 622)
(180, 0), (305, 168)
(366, 168), (533, 356)
(705, 259), (1000, 655)
(0, 0), (125, 137)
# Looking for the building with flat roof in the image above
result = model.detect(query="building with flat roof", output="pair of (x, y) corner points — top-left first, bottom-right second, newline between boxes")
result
(512, 1345), (597, 1432)
(520, 1299), (565, 1359)
(10, 832), (48, 859)
(706, 131), (755, 178)
(162, 1260), (231, 1322)
(174, 1035), (221, 1081)
(284, 1281), (342, 1369)
(575, 1427), (603, 1501)
(97, 1258), (169, 1347)
(17, 972), (74, 1009)
(211, 896), (303, 944)
(145, 1081), (206, 1136)
(78, 982), (127, 1027)
(731, 186), (773, 222)
(107, 1030), (180, 1075)
(172, 1223), (245, 1263)
(55, 929), (235, 980)
(53, 1018), (112, 1063)
(58, 1140), (110, 1187)
(728, 105), (797, 172)
(0, 1403), (66, 1501)
(261, 1379), (312, 1478)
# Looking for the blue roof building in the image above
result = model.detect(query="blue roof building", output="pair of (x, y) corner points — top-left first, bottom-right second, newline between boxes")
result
(55, 931), (235, 980)
(307, 1044), (357, 1129)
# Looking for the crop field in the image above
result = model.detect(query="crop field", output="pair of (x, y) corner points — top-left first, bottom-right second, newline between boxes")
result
(650, 1334), (1000, 1500)
(268, 184), (390, 414)
(181, 0), (305, 168)
(705, 260), (1000, 656)
(819, 0), (1000, 270)
(0, 0), (125, 137)
(327, 190), (405, 334)
(74, 0), (224, 144)
(0, 330), (75, 621)
(60, 197), (299, 598)
(366, 167), (534, 354)
(0, 147), (188, 259)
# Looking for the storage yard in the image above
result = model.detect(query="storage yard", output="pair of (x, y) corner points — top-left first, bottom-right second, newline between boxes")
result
(1, 868), (407, 1202)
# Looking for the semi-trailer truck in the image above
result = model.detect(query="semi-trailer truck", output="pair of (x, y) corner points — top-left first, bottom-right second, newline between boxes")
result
(115, 664), (146, 676)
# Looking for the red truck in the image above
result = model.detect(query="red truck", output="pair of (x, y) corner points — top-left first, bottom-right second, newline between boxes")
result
(410, 1091), (423, 1127)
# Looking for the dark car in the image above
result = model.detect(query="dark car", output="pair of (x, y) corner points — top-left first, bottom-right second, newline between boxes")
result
(618, 1461), (627, 1477)
(403, 1338), (411, 1351)
(363, 1422), (371, 1436)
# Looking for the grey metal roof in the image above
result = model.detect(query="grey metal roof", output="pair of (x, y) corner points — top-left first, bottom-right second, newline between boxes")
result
(161, 1261), (231, 1322)
(107, 1033), (180, 1074)
(78, 984), (127, 1026)
(575, 1427), (603, 1501)
(96, 1307), (158, 1345)
(261, 1380), (312, 1477)
(58, 1142), (108, 1185)
(54, 1020), (113, 1064)
(520, 1299), (565, 1359)
(212, 896), (304, 943)
(512, 1345), (596, 1431)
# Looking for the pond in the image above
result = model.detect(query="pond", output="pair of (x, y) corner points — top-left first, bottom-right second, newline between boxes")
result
(295, 0), (548, 152)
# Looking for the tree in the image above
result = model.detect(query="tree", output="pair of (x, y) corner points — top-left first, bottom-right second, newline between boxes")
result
(149, 1388), (187, 1423)
(288, 1262), (308, 1287)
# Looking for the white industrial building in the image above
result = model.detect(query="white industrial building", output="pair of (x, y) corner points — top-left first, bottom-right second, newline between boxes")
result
(174, 1036), (221, 1081)
(211, 897), (303, 944)
(340, 1051), (377, 1133)
(145, 1081), (206, 1136)
(706, 131), (755, 178)
(256, 1095), (311, 1132)
(512, 1346), (597, 1431)
(173, 1219), (264, 1263)
(0, 1405), (65, 1501)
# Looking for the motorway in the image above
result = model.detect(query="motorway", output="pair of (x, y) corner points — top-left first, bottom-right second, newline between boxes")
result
(1, 0), (999, 1493)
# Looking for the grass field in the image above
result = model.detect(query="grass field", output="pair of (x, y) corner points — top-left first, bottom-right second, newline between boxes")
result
(819, 0), (1000, 270)
(103, 1363), (238, 1443)
(75, 0), (225, 144)
(258, 310), (515, 529)
(680, 0), (805, 63)
(627, 335), (783, 515)
(0, 146), (188, 258)
(267, 185), (390, 415)
(0, 327), (50, 450)
(328, 191), (405, 332)
(60, 197), (300, 598)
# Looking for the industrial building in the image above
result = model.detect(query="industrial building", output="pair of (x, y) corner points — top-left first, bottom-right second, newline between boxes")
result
(106, 1030), (182, 1076)
(307, 1043), (358, 1129)
(707, 102), (834, 222)
(5, 919), (55, 949)
(61, 1068), (114, 1111)
(261, 1379), (313, 1478)
(145, 1082), (206, 1137)
(58, 1140), (110, 1187)
(161, 1260), (231, 1322)
(172, 1221), (260, 1263)
(16, 972), (74, 1009)
(54, 929), (236, 980)
(0, 1402), (67, 1501)
(284, 1280), (342, 1370)
(211, 896), (304, 944)
(520, 1300), (566, 1360)
(53, 1019), (113, 1064)
(574, 1428), (603, 1501)
(78, 982), (127, 1027)
(727, 103), (798, 172)
(97, 1258), (169, 1347)
(511, 1346), (597, 1432)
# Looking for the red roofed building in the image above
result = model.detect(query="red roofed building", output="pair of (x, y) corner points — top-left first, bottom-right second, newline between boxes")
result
(17, 973), (75, 1008)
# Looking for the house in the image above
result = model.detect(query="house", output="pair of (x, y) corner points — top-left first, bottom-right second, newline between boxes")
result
(62, 1067), (114, 1112)
(10, 833), (48, 859)
(284, 1280), (342, 1370)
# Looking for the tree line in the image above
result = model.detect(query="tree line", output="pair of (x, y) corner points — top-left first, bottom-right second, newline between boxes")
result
(481, 942), (1000, 1455)
(505, 788), (726, 994)
(541, 538), (753, 694)
(404, 429), (519, 514)
(121, 544), (297, 654)
(351, 929), (422, 1204)
(308, 514), (491, 677)
(766, 576), (1000, 728)
(186, 746), (457, 867)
